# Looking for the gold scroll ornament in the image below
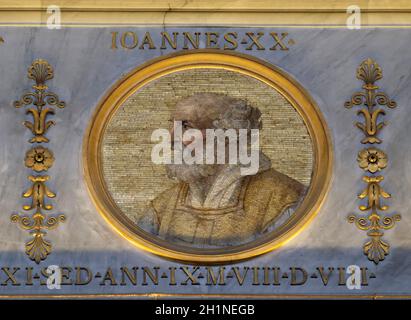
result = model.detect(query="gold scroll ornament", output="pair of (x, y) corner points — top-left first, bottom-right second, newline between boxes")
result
(346, 58), (400, 264)
(14, 59), (65, 142)
(11, 59), (65, 264)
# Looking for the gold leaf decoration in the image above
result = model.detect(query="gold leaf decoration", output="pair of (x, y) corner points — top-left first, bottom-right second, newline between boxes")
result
(25, 233), (52, 264)
(345, 58), (396, 144)
(363, 232), (389, 264)
(14, 59), (65, 143)
(346, 58), (400, 264)
(24, 147), (54, 172)
(357, 148), (387, 173)
(12, 59), (66, 264)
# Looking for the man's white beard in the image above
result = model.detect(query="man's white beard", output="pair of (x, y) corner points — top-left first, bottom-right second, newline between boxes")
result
(165, 162), (220, 183)
(166, 144), (222, 183)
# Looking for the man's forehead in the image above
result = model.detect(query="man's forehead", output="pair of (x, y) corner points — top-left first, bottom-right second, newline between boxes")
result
(173, 102), (218, 123)
(173, 103), (198, 119)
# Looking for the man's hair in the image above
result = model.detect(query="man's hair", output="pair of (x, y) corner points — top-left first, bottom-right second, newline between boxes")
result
(176, 93), (262, 130)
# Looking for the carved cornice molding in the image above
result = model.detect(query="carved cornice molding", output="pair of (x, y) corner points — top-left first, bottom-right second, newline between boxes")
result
(1, 1), (411, 27)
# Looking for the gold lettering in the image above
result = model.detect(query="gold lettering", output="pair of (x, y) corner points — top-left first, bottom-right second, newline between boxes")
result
(273, 267), (281, 285)
(169, 267), (177, 286)
(25, 267), (33, 286)
(61, 267), (73, 285)
(111, 31), (118, 49)
(252, 266), (260, 285)
(270, 32), (289, 51)
(206, 32), (220, 49)
(183, 32), (200, 49)
(206, 267), (226, 285)
(223, 32), (238, 50)
(100, 268), (117, 286)
(120, 267), (138, 285)
(338, 267), (346, 286)
(160, 32), (178, 49)
(109, 31), (294, 52)
(245, 32), (265, 50)
(231, 267), (249, 286)
(262, 266), (270, 285)
(180, 266), (200, 285)
(1, 267), (20, 286)
(120, 31), (138, 49)
(360, 267), (369, 286)
(317, 267), (334, 286)
(40, 268), (48, 285)
(290, 267), (307, 286)
(75, 267), (92, 285)
(139, 32), (156, 49)
(142, 266), (159, 285)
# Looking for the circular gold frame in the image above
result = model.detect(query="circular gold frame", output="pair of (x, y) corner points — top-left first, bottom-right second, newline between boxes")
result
(83, 50), (333, 264)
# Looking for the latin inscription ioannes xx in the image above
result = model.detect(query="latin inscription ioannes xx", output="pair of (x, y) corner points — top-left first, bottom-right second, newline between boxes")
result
(111, 31), (294, 51)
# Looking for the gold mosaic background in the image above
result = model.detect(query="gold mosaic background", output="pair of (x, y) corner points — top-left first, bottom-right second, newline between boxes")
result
(102, 69), (313, 223)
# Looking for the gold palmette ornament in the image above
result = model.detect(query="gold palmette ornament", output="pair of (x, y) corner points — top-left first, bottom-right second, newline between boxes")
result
(346, 58), (400, 264)
(14, 59), (65, 143)
(345, 58), (396, 144)
(12, 59), (66, 264)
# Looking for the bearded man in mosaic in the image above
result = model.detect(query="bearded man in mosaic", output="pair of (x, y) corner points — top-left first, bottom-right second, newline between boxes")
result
(138, 93), (305, 247)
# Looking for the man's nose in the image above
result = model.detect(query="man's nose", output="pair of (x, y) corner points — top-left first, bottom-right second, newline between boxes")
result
(170, 126), (204, 147)
(170, 126), (189, 148)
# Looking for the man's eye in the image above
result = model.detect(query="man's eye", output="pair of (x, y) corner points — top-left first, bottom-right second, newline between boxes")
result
(182, 121), (192, 129)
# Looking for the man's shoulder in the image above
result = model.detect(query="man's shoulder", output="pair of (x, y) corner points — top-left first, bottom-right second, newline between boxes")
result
(249, 168), (306, 196)
(245, 168), (306, 232)
(150, 182), (185, 213)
